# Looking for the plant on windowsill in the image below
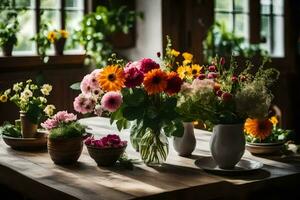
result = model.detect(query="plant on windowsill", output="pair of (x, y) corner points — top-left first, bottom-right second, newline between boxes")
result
(72, 4), (142, 68)
(41, 111), (87, 165)
(0, 2), (20, 56)
(47, 29), (69, 56)
(203, 22), (268, 64)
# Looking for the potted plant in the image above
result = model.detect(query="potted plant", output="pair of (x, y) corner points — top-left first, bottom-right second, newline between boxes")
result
(85, 134), (127, 166)
(0, 80), (55, 138)
(41, 111), (86, 165)
(73, 55), (184, 166)
(0, 3), (19, 56)
(176, 56), (279, 169)
(47, 29), (68, 55)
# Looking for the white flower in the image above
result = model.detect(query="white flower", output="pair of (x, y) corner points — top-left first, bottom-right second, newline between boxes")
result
(21, 89), (33, 100)
(13, 83), (22, 92)
(39, 96), (47, 103)
(41, 84), (52, 96)
(30, 84), (38, 90)
(44, 105), (56, 116)
(4, 89), (11, 95)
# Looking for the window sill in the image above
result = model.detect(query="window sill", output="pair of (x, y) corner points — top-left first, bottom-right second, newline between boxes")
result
(0, 55), (86, 72)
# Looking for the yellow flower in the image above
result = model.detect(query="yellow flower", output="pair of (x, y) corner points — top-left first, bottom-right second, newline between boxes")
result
(170, 49), (180, 57)
(44, 105), (56, 116)
(182, 52), (193, 61)
(183, 59), (192, 66)
(191, 64), (202, 78)
(177, 65), (192, 79)
(47, 31), (57, 43)
(59, 29), (69, 38)
(0, 95), (8, 103)
(244, 118), (273, 140)
(98, 65), (125, 91)
(41, 84), (53, 96)
(269, 116), (278, 126)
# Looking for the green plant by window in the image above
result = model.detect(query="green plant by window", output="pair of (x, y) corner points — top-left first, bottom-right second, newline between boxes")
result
(0, 1), (20, 49)
(203, 22), (268, 63)
(72, 4), (142, 67)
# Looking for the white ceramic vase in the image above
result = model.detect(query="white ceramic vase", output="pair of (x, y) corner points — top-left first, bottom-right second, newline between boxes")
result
(173, 122), (196, 156)
(210, 124), (245, 169)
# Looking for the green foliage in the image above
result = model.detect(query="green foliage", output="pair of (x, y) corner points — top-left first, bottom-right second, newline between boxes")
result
(0, 121), (21, 138)
(72, 5), (142, 67)
(203, 22), (268, 63)
(0, 2), (20, 47)
(246, 128), (293, 143)
(49, 121), (86, 139)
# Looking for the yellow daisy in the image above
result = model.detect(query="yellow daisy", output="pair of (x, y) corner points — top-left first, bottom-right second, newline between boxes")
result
(47, 31), (57, 43)
(191, 64), (202, 78)
(177, 65), (192, 79)
(182, 52), (193, 61)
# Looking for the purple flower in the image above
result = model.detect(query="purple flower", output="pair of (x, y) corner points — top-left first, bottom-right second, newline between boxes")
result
(137, 58), (160, 74)
(124, 65), (144, 88)
(101, 92), (122, 112)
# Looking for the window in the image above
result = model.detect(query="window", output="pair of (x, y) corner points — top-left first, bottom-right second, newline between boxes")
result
(260, 0), (284, 57)
(214, 0), (249, 40)
(3, 0), (85, 55)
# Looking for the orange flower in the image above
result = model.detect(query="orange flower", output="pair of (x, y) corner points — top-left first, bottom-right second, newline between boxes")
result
(244, 118), (273, 140)
(143, 69), (168, 95)
(269, 116), (278, 126)
(97, 65), (125, 91)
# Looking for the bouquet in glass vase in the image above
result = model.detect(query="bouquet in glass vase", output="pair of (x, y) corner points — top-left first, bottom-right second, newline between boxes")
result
(176, 56), (279, 169)
(74, 55), (184, 166)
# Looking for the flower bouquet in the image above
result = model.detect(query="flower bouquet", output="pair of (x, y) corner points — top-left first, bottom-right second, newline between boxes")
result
(47, 29), (68, 55)
(0, 79), (55, 138)
(74, 54), (184, 166)
(42, 111), (86, 164)
(245, 116), (292, 155)
(85, 134), (127, 166)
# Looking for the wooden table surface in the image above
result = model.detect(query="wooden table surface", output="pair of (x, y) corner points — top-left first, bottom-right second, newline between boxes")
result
(1, 117), (300, 200)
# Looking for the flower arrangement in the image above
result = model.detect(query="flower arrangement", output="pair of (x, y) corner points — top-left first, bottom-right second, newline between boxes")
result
(0, 80), (55, 124)
(85, 134), (127, 149)
(245, 116), (292, 143)
(47, 29), (68, 43)
(74, 54), (184, 165)
(41, 111), (85, 139)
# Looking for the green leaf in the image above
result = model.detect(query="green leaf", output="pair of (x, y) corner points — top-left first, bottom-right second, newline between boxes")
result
(122, 106), (144, 121)
(122, 88), (145, 106)
(70, 82), (81, 90)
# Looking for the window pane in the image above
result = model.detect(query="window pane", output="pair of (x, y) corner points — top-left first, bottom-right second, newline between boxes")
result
(235, 14), (249, 39)
(273, 16), (284, 57)
(65, 0), (84, 9)
(234, 0), (248, 12)
(261, 0), (271, 14)
(41, 10), (60, 30)
(15, 0), (35, 8)
(260, 16), (271, 53)
(273, 0), (284, 15)
(215, 13), (233, 32)
(41, 0), (60, 9)
(65, 11), (83, 51)
(14, 10), (36, 54)
(215, 0), (232, 11)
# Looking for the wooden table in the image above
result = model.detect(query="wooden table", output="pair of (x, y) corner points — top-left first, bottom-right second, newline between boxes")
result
(1, 117), (300, 200)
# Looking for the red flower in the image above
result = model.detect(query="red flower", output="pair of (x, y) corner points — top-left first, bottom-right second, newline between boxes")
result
(222, 92), (233, 102)
(231, 76), (238, 83)
(208, 65), (217, 72)
(165, 72), (183, 95)
(198, 74), (206, 80)
(138, 58), (160, 74)
(124, 66), (144, 88)
(220, 57), (225, 65)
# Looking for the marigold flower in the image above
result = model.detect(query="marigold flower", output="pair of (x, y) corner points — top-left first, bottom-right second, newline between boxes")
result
(143, 69), (168, 95)
(182, 52), (193, 61)
(244, 118), (273, 140)
(97, 65), (125, 91)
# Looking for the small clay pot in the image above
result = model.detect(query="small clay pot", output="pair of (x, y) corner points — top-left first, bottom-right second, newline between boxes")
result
(2, 42), (14, 56)
(54, 38), (66, 55)
(20, 111), (38, 138)
(48, 136), (83, 165)
(86, 145), (126, 167)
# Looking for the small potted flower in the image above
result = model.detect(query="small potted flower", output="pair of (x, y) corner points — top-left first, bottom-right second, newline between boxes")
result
(0, 80), (55, 138)
(41, 111), (86, 165)
(47, 29), (68, 55)
(85, 134), (127, 166)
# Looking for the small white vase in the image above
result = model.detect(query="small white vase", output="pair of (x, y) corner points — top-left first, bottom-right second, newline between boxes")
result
(173, 122), (196, 156)
(210, 124), (245, 169)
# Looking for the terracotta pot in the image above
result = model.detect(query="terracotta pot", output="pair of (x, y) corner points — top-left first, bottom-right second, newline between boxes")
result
(86, 145), (126, 166)
(20, 111), (38, 138)
(48, 136), (83, 165)
(54, 38), (66, 55)
(2, 42), (14, 56)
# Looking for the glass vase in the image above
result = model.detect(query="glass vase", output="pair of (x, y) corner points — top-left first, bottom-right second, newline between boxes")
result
(139, 129), (169, 166)
(130, 121), (146, 152)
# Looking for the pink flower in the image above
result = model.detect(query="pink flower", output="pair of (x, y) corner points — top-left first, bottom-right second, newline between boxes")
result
(54, 111), (77, 123)
(84, 134), (127, 148)
(138, 58), (160, 74)
(41, 118), (58, 130)
(101, 92), (122, 112)
(124, 65), (144, 88)
(80, 70), (102, 94)
(207, 72), (218, 79)
(94, 105), (103, 116)
(73, 94), (96, 114)
(80, 74), (93, 94)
